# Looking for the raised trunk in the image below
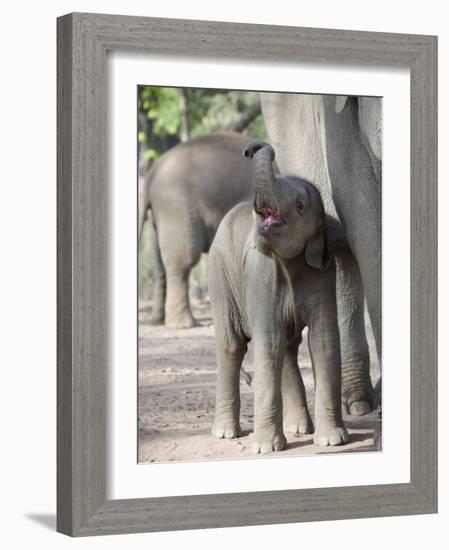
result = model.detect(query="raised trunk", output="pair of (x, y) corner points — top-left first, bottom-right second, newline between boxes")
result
(243, 141), (280, 213)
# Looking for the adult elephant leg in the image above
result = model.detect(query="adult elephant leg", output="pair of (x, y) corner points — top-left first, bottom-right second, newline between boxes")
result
(322, 96), (382, 393)
(338, 220), (382, 408)
(353, 231), (382, 406)
(164, 266), (196, 329)
(149, 222), (166, 324)
(157, 219), (202, 329)
(336, 247), (375, 415)
(282, 337), (314, 434)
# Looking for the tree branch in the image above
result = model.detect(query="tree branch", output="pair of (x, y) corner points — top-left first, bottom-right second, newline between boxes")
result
(230, 102), (262, 133)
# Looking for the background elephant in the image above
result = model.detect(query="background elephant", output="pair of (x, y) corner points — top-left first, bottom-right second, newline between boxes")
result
(261, 93), (381, 413)
(209, 140), (348, 453)
(139, 131), (253, 328)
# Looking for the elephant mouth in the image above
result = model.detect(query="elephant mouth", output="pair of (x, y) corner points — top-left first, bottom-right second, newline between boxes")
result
(258, 207), (286, 231)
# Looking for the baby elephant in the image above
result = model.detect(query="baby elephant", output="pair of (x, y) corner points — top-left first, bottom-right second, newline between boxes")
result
(209, 140), (348, 453)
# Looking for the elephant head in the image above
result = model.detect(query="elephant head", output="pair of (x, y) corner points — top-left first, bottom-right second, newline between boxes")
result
(243, 140), (330, 270)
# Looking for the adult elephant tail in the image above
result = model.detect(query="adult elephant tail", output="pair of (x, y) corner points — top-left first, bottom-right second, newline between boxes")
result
(148, 219), (166, 325)
(138, 164), (167, 325)
(138, 166), (154, 244)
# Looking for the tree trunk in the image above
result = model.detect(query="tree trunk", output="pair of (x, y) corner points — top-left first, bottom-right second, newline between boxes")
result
(177, 88), (190, 142)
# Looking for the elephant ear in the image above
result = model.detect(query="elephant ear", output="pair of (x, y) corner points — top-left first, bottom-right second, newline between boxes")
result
(305, 228), (332, 272)
(335, 95), (349, 113)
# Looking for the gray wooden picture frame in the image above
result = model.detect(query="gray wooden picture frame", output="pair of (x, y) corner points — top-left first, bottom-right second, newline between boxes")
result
(57, 12), (438, 537)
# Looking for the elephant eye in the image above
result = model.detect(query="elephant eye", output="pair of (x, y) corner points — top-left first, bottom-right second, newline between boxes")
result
(296, 200), (305, 214)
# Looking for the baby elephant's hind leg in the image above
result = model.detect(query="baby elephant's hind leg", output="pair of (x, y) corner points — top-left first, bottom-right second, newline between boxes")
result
(282, 338), (314, 435)
(212, 341), (247, 439)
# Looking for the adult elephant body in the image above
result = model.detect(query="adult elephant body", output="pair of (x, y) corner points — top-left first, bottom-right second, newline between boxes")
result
(262, 94), (381, 413)
(139, 132), (253, 328)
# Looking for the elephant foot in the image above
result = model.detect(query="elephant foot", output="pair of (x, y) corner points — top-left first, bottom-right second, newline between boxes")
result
(342, 377), (375, 416)
(373, 406), (382, 450)
(212, 416), (241, 439)
(165, 312), (198, 329)
(348, 400), (372, 416)
(313, 425), (348, 447)
(374, 377), (382, 409)
(149, 315), (165, 326)
(283, 410), (314, 435)
(343, 390), (374, 416)
(251, 430), (287, 454)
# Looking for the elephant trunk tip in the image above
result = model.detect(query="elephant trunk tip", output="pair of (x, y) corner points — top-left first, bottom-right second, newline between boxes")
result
(242, 140), (275, 161)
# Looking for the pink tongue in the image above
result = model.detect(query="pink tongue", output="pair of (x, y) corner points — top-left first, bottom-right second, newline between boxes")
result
(264, 213), (281, 227)
(260, 207), (282, 227)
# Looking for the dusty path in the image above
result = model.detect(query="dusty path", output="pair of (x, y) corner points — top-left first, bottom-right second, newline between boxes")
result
(138, 300), (381, 463)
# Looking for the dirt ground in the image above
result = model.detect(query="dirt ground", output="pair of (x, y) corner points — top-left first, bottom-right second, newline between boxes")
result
(138, 299), (381, 463)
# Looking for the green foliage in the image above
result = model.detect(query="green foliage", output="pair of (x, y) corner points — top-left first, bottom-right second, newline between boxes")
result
(141, 88), (182, 130)
(138, 86), (267, 157)
(144, 148), (160, 161)
(146, 88), (181, 135)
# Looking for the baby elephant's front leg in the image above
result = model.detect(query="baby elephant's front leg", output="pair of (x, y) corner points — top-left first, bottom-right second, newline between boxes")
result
(252, 340), (287, 454)
(308, 303), (348, 447)
(212, 344), (246, 439)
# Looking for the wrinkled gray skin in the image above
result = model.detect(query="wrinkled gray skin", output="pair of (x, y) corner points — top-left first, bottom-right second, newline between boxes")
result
(209, 141), (348, 453)
(261, 94), (382, 414)
(139, 132), (254, 328)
